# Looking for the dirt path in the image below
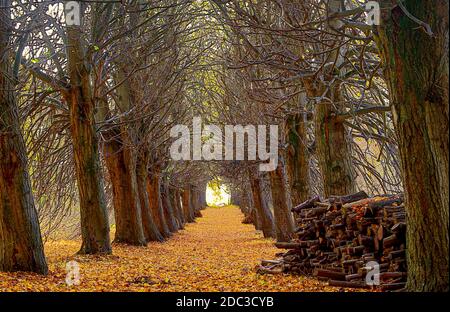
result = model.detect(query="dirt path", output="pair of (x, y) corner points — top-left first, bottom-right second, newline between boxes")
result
(0, 206), (339, 292)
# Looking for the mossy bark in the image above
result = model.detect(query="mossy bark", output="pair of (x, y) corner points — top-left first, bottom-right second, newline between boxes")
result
(374, 0), (449, 291)
(0, 1), (48, 273)
(65, 23), (111, 255)
(304, 79), (355, 197)
(285, 114), (310, 206)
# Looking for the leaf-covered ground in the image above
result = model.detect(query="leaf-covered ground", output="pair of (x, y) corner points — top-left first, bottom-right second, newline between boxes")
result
(0, 206), (348, 292)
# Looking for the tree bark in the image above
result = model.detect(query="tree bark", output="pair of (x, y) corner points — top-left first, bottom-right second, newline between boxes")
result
(198, 182), (208, 209)
(147, 173), (171, 238)
(170, 187), (184, 229)
(182, 188), (195, 223)
(269, 154), (296, 242)
(249, 170), (276, 238)
(0, 1), (48, 273)
(248, 191), (262, 230)
(175, 188), (186, 227)
(136, 152), (163, 242)
(190, 186), (202, 218)
(374, 0), (449, 291)
(103, 132), (146, 246)
(303, 1), (356, 197)
(285, 112), (310, 206)
(242, 189), (262, 230)
(161, 181), (178, 232)
(305, 79), (355, 197)
(65, 20), (111, 255)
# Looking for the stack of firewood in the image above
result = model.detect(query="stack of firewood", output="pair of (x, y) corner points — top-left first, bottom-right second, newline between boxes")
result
(258, 191), (407, 291)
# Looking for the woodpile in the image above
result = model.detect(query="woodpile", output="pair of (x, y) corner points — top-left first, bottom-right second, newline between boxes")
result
(259, 191), (407, 291)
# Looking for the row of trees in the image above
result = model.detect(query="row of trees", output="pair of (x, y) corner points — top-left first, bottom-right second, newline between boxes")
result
(0, 0), (448, 292)
(206, 0), (448, 291)
(1, 0), (209, 274)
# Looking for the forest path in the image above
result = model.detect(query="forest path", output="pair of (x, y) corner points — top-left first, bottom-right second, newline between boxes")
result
(0, 206), (339, 291)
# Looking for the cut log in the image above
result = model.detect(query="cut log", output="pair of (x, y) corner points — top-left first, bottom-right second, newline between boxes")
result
(377, 272), (406, 281)
(257, 265), (284, 275)
(275, 242), (303, 249)
(329, 280), (371, 289)
(381, 282), (406, 291)
(345, 273), (363, 281)
(366, 195), (404, 215)
(329, 191), (369, 209)
(388, 250), (406, 260)
(383, 234), (399, 249)
(358, 235), (374, 248)
(314, 269), (346, 281)
(292, 196), (321, 212)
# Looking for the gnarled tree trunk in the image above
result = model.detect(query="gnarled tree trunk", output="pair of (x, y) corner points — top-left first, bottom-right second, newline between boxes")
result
(198, 182), (208, 209)
(136, 152), (163, 242)
(305, 79), (355, 197)
(147, 172), (171, 238)
(0, 2), (48, 273)
(374, 0), (449, 291)
(248, 191), (262, 231)
(177, 188), (186, 226)
(182, 187), (195, 223)
(249, 170), (275, 238)
(285, 112), (310, 206)
(103, 131), (146, 246)
(304, 1), (355, 198)
(269, 154), (295, 242)
(161, 181), (178, 232)
(190, 186), (202, 218)
(65, 23), (111, 255)
(170, 187), (184, 229)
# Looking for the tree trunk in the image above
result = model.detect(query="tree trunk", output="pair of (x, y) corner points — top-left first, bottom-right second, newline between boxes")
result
(230, 189), (242, 206)
(170, 187), (184, 229)
(65, 23), (111, 255)
(0, 1), (48, 273)
(182, 188), (195, 223)
(251, 208), (262, 230)
(161, 181), (178, 232)
(248, 191), (262, 230)
(239, 191), (248, 214)
(103, 132), (146, 246)
(147, 173), (171, 238)
(304, 1), (355, 198)
(269, 155), (295, 242)
(136, 152), (163, 242)
(315, 103), (355, 197)
(249, 170), (275, 238)
(198, 182), (208, 209)
(304, 78), (355, 197)
(374, 0), (449, 291)
(174, 188), (186, 227)
(285, 113), (310, 206)
(190, 186), (202, 218)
